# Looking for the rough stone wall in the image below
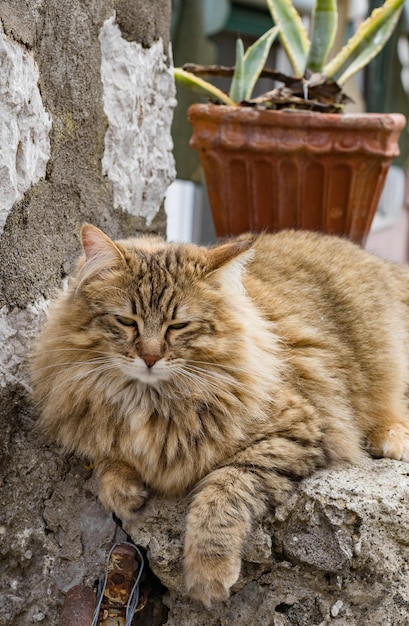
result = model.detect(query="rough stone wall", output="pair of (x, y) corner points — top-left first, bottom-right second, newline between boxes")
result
(127, 458), (409, 626)
(0, 1), (174, 624)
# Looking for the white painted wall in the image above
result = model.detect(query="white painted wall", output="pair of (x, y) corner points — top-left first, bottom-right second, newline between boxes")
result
(0, 22), (51, 235)
(99, 15), (176, 225)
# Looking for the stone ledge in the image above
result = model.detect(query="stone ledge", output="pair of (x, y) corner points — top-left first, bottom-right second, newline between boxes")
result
(125, 457), (409, 626)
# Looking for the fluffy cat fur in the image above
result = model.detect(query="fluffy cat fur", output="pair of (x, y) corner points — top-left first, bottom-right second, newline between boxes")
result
(31, 224), (409, 607)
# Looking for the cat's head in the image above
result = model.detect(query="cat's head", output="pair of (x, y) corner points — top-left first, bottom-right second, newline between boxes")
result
(67, 224), (255, 387)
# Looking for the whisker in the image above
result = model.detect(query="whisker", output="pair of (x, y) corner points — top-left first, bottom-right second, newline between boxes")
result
(185, 359), (251, 375)
(34, 360), (123, 402)
(171, 366), (233, 411)
(31, 347), (112, 357)
(182, 363), (254, 394)
(31, 357), (112, 377)
(171, 374), (222, 409)
(183, 368), (235, 393)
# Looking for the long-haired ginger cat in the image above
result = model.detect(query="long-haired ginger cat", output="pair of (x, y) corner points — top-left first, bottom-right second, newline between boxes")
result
(31, 224), (409, 607)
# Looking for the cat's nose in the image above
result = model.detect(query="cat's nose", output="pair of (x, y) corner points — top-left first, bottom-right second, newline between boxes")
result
(141, 354), (161, 368)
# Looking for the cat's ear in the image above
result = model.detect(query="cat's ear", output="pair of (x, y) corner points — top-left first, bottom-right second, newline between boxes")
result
(207, 239), (255, 274)
(206, 239), (254, 291)
(81, 224), (124, 264)
(77, 224), (125, 284)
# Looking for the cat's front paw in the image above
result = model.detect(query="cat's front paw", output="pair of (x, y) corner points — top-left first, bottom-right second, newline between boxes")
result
(184, 551), (241, 608)
(369, 422), (409, 462)
(97, 462), (148, 521)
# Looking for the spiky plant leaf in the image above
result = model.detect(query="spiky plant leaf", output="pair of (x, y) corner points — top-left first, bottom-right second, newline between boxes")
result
(230, 26), (280, 101)
(266, 0), (310, 76)
(306, 0), (338, 72)
(324, 0), (405, 85)
(173, 67), (236, 106)
(229, 38), (246, 102)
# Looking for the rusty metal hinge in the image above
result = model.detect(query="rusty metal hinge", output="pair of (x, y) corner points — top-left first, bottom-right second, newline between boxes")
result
(93, 542), (145, 626)
(59, 542), (145, 626)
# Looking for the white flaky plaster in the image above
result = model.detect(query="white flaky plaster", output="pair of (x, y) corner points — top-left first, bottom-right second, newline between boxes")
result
(0, 21), (51, 235)
(99, 15), (176, 225)
(0, 299), (48, 391)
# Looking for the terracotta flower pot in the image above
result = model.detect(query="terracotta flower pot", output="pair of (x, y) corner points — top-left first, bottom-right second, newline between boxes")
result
(188, 103), (406, 244)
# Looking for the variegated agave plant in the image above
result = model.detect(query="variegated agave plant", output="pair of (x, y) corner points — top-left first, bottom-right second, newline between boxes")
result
(174, 0), (405, 112)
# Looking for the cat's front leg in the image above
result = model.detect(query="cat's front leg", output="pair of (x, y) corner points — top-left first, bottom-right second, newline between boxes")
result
(184, 467), (254, 607)
(95, 459), (149, 521)
(184, 435), (324, 607)
(184, 466), (266, 608)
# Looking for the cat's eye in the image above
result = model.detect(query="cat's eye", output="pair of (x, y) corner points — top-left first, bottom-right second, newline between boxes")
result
(116, 315), (137, 327)
(168, 322), (189, 331)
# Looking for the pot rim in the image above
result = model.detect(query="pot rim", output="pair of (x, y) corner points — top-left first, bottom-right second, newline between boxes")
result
(187, 102), (406, 132)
